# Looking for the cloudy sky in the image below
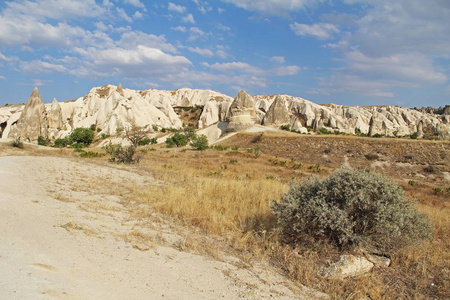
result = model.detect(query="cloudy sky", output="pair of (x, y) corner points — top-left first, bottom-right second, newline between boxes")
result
(0, 0), (449, 107)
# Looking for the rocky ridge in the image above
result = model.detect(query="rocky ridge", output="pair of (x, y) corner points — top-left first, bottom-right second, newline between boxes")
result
(0, 84), (449, 142)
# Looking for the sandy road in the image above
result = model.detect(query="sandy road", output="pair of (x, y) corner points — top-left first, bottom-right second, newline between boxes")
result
(0, 155), (319, 300)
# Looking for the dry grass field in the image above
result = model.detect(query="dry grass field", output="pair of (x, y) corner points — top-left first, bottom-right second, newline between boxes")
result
(1, 132), (449, 299)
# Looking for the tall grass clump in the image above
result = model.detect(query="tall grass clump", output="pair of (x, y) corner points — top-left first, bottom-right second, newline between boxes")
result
(271, 168), (433, 254)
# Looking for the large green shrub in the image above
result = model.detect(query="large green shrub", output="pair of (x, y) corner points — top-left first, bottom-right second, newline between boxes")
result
(271, 168), (433, 254)
(68, 128), (94, 146)
(166, 132), (187, 148)
(190, 134), (209, 150)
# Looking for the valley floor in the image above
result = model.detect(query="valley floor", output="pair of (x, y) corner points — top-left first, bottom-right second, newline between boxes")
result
(0, 155), (319, 300)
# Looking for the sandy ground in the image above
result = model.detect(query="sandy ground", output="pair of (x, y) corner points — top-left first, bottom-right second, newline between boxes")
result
(0, 155), (324, 300)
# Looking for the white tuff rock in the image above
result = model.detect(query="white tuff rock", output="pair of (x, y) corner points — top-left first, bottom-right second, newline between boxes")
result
(0, 85), (448, 142)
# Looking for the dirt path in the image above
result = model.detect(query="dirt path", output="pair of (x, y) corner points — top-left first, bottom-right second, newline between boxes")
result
(0, 156), (322, 300)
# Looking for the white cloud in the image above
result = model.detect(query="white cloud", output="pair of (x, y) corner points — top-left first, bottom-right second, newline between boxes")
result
(314, 1), (450, 99)
(187, 47), (214, 57)
(0, 75), (5, 80)
(220, 0), (314, 16)
(0, 51), (12, 62)
(290, 22), (340, 40)
(204, 61), (264, 75)
(344, 0), (450, 58)
(346, 51), (447, 85)
(312, 74), (395, 98)
(95, 21), (108, 32)
(192, 0), (212, 14)
(161, 71), (266, 89)
(117, 31), (177, 53)
(124, 0), (145, 9)
(216, 23), (231, 31)
(311, 51), (447, 98)
(168, 3), (186, 13)
(76, 45), (192, 78)
(269, 56), (285, 63)
(21, 60), (67, 74)
(32, 78), (52, 87)
(188, 27), (205, 41)
(4, 0), (106, 20)
(216, 50), (228, 59)
(171, 26), (187, 32)
(133, 11), (143, 19)
(274, 65), (300, 76)
(116, 7), (132, 22)
(182, 13), (195, 24)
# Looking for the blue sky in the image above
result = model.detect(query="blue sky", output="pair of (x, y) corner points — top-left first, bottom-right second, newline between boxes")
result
(0, 0), (449, 108)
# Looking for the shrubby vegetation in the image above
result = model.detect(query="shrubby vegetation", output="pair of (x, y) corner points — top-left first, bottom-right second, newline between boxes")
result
(271, 168), (433, 254)
(68, 128), (94, 146)
(125, 125), (151, 148)
(53, 137), (69, 148)
(190, 134), (209, 150)
(10, 137), (23, 149)
(37, 136), (49, 146)
(138, 137), (157, 146)
(104, 142), (138, 164)
(166, 132), (187, 148)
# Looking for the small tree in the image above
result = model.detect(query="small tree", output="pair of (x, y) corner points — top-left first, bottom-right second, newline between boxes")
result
(166, 132), (187, 148)
(104, 142), (138, 164)
(271, 168), (433, 254)
(125, 125), (151, 148)
(190, 134), (209, 150)
(68, 128), (94, 146)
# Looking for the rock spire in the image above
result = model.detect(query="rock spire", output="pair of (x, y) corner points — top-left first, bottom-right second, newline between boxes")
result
(9, 87), (48, 141)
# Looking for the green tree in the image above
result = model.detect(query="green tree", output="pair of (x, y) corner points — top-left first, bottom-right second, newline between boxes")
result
(190, 134), (209, 150)
(68, 128), (94, 146)
(166, 132), (187, 148)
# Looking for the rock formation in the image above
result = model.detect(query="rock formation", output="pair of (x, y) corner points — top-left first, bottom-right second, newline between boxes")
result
(264, 95), (290, 125)
(9, 87), (48, 141)
(47, 98), (63, 139)
(116, 83), (124, 97)
(226, 90), (256, 131)
(1, 85), (449, 143)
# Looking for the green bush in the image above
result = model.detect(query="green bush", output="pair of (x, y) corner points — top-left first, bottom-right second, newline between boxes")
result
(68, 128), (94, 146)
(138, 137), (157, 146)
(104, 143), (138, 164)
(280, 124), (290, 131)
(166, 132), (187, 148)
(271, 168), (433, 254)
(100, 133), (110, 140)
(37, 136), (49, 146)
(11, 137), (24, 149)
(53, 137), (69, 148)
(190, 134), (209, 150)
(319, 127), (332, 134)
